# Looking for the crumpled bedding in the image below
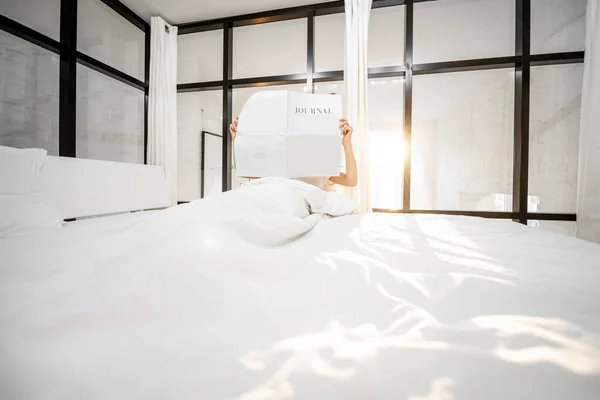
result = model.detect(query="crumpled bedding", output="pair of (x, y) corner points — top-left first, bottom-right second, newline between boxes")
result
(201, 178), (357, 246)
(1, 182), (600, 399)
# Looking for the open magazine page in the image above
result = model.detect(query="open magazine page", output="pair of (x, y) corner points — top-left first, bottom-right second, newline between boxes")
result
(235, 90), (342, 178)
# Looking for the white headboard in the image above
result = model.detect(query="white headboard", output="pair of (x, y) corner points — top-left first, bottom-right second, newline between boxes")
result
(40, 156), (171, 219)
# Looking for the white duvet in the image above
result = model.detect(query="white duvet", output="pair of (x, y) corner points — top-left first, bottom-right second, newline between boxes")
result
(1, 179), (600, 400)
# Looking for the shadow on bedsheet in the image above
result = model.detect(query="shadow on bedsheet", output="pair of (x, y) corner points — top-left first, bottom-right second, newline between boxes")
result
(225, 214), (600, 400)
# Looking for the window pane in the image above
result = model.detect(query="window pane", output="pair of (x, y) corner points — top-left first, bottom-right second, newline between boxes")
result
(233, 19), (307, 79)
(414, 0), (515, 64)
(528, 64), (583, 213)
(369, 6), (405, 68)
(315, 7), (405, 72)
(411, 69), (514, 211)
(0, 0), (60, 41)
(528, 220), (577, 237)
(369, 78), (404, 209)
(0, 31), (59, 154)
(78, 0), (145, 81)
(178, 30), (223, 84)
(76, 64), (144, 164)
(232, 83), (308, 117)
(204, 133), (223, 198)
(314, 13), (344, 73)
(531, 0), (586, 54)
(177, 90), (223, 202)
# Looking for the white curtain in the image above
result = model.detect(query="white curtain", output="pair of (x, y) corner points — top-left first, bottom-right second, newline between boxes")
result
(344, 0), (372, 212)
(577, 0), (600, 243)
(148, 17), (178, 205)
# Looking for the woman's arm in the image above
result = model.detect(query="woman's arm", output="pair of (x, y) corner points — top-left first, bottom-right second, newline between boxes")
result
(229, 116), (238, 169)
(329, 119), (358, 187)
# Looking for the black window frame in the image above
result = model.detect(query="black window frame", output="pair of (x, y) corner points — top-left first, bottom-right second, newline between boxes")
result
(176, 0), (581, 225)
(0, 0), (150, 163)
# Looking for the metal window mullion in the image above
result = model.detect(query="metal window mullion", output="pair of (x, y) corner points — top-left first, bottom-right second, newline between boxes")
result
(403, 0), (414, 211)
(59, 0), (78, 158)
(221, 23), (233, 192)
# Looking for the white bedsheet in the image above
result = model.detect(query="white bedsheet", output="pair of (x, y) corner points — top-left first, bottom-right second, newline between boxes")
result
(1, 180), (600, 400)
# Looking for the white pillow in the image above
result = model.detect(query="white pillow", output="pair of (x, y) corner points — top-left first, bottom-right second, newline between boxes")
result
(0, 146), (63, 237)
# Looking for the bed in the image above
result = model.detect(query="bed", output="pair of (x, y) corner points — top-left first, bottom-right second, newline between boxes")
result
(1, 151), (600, 399)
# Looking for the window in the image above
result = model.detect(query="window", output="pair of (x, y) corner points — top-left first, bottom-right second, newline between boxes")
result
(531, 0), (586, 54)
(0, 31), (59, 154)
(178, 90), (223, 201)
(528, 64), (583, 213)
(368, 78), (405, 209)
(314, 13), (344, 73)
(411, 69), (514, 211)
(315, 6), (406, 72)
(414, 0), (515, 64)
(233, 19), (307, 79)
(0, 0), (60, 41)
(78, 0), (146, 81)
(203, 132), (223, 198)
(178, 30), (223, 83)
(76, 64), (145, 163)
(369, 6), (405, 68)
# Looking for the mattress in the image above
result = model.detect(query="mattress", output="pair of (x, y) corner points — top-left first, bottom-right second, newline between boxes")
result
(1, 184), (600, 400)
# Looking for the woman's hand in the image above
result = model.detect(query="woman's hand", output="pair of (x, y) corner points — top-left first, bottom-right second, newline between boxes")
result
(339, 118), (353, 148)
(229, 116), (239, 141)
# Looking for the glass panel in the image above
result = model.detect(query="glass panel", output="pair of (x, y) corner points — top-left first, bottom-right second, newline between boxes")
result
(528, 220), (577, 237)
(0, 0), (60, 41)
(178, 30), (223, 84)
(78, 0), (146, 81)
(314, 13), (345, 73)
(528, 64), (583, 213)
(369, 6), (405, 68)
(313, 81), (345, 102)
(414, 0), (515, 64)
(76, 64), (145, 163)
(232, 83), (308, 117)
(0, 31), (59, 154)
(369, 77), (405, 209)
(531, 0), (586, 54)
(315, 6), (405, 72)
(203, 133), (223, 198)
(233, 19), (307, 79)
(177, 90), (223, 202)
(411, 69), (514, 211)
